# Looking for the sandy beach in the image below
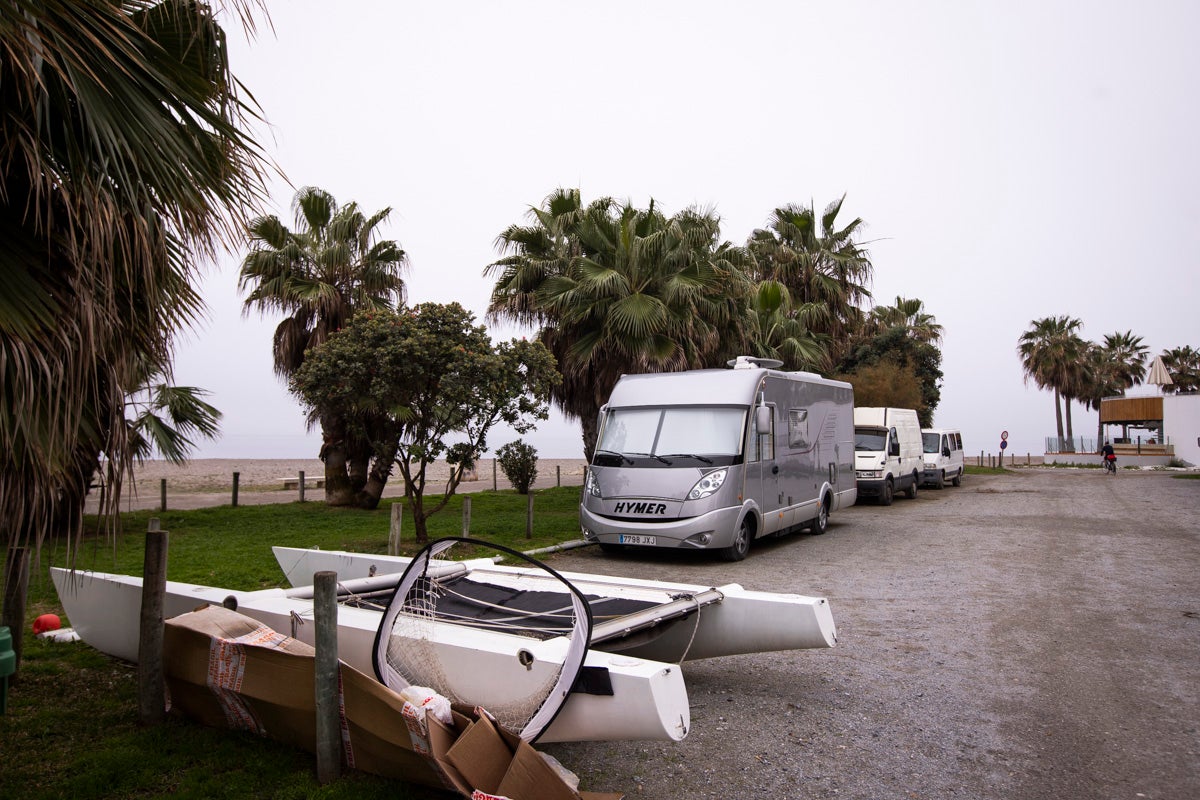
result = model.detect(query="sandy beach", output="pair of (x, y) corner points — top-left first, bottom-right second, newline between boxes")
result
(89, 457), (588, 512)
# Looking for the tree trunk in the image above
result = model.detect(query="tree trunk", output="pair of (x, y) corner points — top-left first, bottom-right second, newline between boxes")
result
(1053, 389), (1065, 444)
(319, 414), (356, 506)
(580, 412), (599, 463)
(355, 440), (399, 510)
(1064, 398), (1075, 448)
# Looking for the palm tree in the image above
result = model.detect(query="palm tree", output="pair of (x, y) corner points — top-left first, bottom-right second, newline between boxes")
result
(1160, 346), (1200, 393)
(239, 186), (408, 505)
(746, 196), (874, 365)
(743, 280), (829, 370)
(1017, 316), (1088, 448)
(487, 191), (752, 459)
(870, 296), (944, 346)
(1, 0), (269, 662)
(1100, 331), (1149, 392)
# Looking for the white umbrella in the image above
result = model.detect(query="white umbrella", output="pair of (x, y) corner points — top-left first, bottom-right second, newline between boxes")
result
(1147, 355), (1174, 388)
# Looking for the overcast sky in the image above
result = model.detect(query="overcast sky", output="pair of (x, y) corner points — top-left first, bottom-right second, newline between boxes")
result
(172, 0), (1200, 461)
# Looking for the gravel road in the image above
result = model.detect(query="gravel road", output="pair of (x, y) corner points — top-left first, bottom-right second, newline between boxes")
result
(537, 469), (1200, 800)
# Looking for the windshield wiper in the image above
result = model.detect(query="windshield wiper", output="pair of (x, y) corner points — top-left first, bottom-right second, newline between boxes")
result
(626, 452), (672, 465)
(660, 453), (714, 464)
(595, 449), (633, 465)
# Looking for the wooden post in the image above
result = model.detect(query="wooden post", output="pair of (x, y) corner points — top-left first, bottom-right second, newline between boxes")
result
(461, 497), (471, 537)
(389, 504), (403, 556)
(313, 571), (341, 784)
(138, 519), (168, 725)
(556, 465), (561, 487)
(232, 471), (240, 508)
(2, 546), (29, 684)
(160, 478), (167, 512)
(492, 459), (498, 491)
(979, 450), (984, 467)
(526, 491), (534, 539)
(299, 470), (306, 503)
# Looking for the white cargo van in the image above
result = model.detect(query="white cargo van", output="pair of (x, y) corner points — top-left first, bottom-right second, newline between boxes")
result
(579, 356), (857, 562)
(853, 407), (923, 505)
(921, 428), (964, 488)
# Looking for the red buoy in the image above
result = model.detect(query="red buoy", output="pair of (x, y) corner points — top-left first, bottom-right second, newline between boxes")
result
(33, 614), (61, 635)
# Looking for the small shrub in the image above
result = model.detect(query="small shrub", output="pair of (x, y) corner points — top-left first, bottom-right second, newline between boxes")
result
(497, 440), (539, 494)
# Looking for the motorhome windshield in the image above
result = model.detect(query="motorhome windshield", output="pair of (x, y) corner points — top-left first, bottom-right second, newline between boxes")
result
(922, 433), (941, 453)
(598, 406), (745, 457)
(854, 428), (888, 451)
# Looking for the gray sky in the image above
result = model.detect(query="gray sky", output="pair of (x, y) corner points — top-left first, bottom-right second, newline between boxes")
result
(174, 0), (1200, 460)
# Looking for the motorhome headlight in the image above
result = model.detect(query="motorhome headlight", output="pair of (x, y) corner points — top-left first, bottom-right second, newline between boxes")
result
(688, 469), (727, 500)
(584, 468), (601, 498)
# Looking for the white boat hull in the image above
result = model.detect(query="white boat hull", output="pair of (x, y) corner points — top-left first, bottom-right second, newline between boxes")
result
(273, 546), (838, 660)
(50, 567), (689, 743)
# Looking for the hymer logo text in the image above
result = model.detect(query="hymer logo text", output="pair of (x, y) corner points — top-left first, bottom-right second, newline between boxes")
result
(613, 502), (667, 515)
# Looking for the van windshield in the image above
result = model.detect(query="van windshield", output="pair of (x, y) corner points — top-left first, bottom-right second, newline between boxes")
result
(854, 428), (887, 451)
(598, 407), (745, 458)
(922, 433), (941, 453)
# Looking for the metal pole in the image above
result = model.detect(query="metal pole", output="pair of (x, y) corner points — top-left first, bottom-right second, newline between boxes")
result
(138, 519), (168, 725)
(232, 471), (240, 508)
(314, 570), (341, 784)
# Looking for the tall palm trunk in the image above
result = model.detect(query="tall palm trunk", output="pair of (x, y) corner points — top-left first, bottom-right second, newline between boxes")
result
(1053, 388), (1065, 446)
(1063, 398), (1075, 452)
(319, 414), (356, 505)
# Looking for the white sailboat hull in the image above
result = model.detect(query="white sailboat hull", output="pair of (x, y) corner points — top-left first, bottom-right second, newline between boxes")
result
(50, 567), (689, 743)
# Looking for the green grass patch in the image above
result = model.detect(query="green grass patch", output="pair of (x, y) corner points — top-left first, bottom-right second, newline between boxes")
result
(2, 487), (583, 798)
(1171, 473), (1200, 480)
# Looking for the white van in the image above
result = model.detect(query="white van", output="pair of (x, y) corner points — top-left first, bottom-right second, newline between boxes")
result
(921, 428), (965, 489)
(853, 407), (923, 505)
(579, 356), (857, 561)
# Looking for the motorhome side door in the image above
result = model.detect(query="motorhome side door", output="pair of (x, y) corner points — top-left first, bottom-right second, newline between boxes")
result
(748, 401), (783, 534)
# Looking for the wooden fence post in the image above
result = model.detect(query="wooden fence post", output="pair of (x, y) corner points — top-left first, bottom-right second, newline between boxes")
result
(138, 518), (168, 725)
(160, 478), (167, 512)
(492, 459), (498, 491)
(389, 504), (403, 556)
(232, 472), (240, 508)
(314, 571), (341, 784)
(556, 465), (561, 487)
(526, 491), (534, 540)
(461, 497), (471, 537)
(299, 471), (306, 503)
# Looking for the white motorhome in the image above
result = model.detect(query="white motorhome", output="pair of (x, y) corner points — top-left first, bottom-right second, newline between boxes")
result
(921, 428), (965, 488)
(853, 407), (923, 505)
(579, 356), (857, 561)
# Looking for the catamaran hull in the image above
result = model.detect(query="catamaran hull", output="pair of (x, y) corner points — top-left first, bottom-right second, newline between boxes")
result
(49, 568), (688, 743)
(273, 546), (838, 660)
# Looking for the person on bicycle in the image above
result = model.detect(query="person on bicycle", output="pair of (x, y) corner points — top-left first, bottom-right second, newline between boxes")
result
(1101, 441), (1117, 472)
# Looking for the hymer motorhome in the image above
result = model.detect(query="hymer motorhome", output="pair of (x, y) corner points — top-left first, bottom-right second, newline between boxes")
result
(579, 356), (857, 561)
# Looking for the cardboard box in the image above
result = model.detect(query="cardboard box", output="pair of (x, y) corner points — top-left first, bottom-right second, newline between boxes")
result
(162, 605), (623, 800)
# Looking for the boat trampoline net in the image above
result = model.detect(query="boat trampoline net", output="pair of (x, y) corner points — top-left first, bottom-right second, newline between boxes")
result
(374, 538), (595, 742)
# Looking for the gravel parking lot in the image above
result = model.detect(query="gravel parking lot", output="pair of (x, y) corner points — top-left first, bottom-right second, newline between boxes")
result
(539, 469), (1200, 800)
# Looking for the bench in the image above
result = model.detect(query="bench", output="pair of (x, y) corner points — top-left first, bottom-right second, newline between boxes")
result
(282, 477), (325, 490)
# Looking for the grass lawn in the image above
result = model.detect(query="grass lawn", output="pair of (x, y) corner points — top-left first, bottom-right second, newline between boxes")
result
(1, 487), (583, 800)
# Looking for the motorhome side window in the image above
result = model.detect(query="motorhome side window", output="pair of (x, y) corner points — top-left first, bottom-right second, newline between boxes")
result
(788, 409), (809, 449)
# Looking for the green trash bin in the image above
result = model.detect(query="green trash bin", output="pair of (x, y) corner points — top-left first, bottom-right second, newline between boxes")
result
(0, 625), (15, 715)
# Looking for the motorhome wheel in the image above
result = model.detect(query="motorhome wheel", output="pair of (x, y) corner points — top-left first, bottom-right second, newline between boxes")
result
(809, 499), (829, 535)
(719, 519), (752, 562)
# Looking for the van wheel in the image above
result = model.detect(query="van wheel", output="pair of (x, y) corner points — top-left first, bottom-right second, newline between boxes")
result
(719, 518), (752, 562)
(951, 470), (962, 487)
(880, 479), (894, 506)
(809, 499), (830, 535)
(905, 472), (919, 499)
(933, 470), (945, 490)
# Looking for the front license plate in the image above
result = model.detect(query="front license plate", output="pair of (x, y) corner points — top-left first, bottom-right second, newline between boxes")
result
(618, 534), (657, 546)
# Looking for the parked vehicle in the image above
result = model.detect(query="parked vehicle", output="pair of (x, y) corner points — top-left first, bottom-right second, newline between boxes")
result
(853, 407), (923, 505)
(921, 428), (965, 488)
(579, 356), (857, 562)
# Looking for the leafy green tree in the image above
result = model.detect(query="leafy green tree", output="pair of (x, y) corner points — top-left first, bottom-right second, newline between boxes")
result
(239, 186), (408, 505)
(1, 0), (268, 563)
(870, 296), (944, 346)
(836, 326), (943, 426)
(1017, 316), (1089, 446)
(487, 191), (751, 460)
(291, 303), (559, 539)
(1160, 345), (1200, 393)
(835, 361), (924, 412)
(496, 440), (539, 495)
(746, 197), (874, 367)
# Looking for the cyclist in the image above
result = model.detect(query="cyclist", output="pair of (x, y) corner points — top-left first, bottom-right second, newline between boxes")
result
(1101, 441), (1117, 473)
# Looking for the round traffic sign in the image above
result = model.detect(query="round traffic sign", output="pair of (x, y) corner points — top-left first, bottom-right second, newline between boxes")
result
(1001, 430), (1009, 441)
(1000, 440), (1008, 450)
